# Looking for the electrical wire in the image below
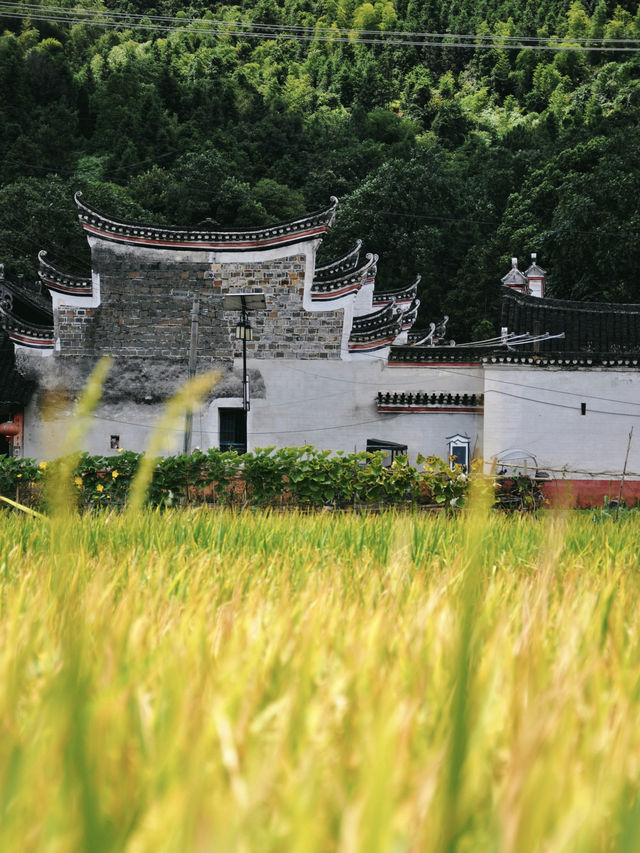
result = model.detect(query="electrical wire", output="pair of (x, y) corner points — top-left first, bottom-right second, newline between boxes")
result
(1, 4), (640, 52)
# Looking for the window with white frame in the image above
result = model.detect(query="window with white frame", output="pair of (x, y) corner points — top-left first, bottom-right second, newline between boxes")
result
(446, 434), (470, 471)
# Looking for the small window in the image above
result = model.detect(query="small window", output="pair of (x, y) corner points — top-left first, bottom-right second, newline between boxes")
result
(110, 435), (120, 450)
(219, 408), (247, 454)
(447, 434), (470, 471)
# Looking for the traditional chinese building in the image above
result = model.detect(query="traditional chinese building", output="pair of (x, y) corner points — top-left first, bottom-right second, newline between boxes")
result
(2, 201), (640, 506)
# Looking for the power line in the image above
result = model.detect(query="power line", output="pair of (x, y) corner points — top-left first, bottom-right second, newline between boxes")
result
(6, 3), (637, 45)
(486, 387), (640, 417)
(2, 4), (640, 52)
(90, 410), (392, 435)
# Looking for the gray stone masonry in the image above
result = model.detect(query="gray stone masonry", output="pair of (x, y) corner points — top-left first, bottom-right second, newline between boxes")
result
(56, 245), (346, 369)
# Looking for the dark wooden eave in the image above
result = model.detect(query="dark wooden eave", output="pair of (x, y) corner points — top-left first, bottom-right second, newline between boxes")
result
(310, 253), (377, 302)
(314, 240), (362, 280)
(349, 303), (404, 352)
(400, 298), (420, 330)
(38, 251), (93, 297)
(501, 287), (640, 354)
(351, 302), (399, 334)
(75, 192), (339, 252)
(373, 275), (421, 306)
(0, 276), (52, 321)
(0, 307), (54, 349)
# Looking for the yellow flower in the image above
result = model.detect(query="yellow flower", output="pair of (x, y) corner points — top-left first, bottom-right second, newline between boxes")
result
(39, 461), (47, 470)
(112, 470), (119, 479)
(74, 476), (83, 487)
(117, 447), (124, 453)
(16, 474), (22, 479)
(96, 484), (104, 493)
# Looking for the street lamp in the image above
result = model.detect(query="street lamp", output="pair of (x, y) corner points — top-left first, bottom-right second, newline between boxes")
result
(223, 292), (266, 414)
(235, 310), (253, 411)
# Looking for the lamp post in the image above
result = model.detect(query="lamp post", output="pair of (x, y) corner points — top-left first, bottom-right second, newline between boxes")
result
(183, 297), (200, 454)
(235, 307), (253, 412)
(222, 292), (266, 449)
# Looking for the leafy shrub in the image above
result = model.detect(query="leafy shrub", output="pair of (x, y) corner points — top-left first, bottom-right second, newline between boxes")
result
(0, 447), (476, 512)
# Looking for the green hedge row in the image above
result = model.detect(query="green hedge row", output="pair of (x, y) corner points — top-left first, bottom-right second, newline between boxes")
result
(0, 446), (469, 511)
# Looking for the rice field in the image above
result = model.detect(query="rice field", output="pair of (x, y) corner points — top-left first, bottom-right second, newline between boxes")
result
(2, 499), (640, 852)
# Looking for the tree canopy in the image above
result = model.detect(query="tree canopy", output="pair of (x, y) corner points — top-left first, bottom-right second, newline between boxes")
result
(2, 0), (640, 337)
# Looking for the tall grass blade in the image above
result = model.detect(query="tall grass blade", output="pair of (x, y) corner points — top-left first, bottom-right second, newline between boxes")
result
(127, 371), (221, 515)
(43, 355), (113, 518)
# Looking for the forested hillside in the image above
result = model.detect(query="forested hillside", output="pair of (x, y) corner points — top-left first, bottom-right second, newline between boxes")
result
(2, 0), (640, 338)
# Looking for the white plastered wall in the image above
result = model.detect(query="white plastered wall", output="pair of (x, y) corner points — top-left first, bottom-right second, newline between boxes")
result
(203, 358), (484, 464)
(482, 365), (640, 478)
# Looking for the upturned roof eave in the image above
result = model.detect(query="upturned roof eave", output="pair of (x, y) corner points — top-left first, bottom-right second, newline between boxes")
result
(311, 253), (378, 293)
(75, 192), (339, 251)
(373, 274), (421, 303)
(38, 250), (92, 295)
(314, 240), (363, 279)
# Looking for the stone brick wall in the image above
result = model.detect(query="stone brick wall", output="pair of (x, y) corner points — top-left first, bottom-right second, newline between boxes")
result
(56, 306), (97, 356)
(55, 243), (346, 363)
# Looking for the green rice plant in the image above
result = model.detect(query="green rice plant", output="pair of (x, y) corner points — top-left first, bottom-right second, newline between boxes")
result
(2, 506), (640, 850)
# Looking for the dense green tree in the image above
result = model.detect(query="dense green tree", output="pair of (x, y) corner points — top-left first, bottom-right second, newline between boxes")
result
(498, 129), (640, 303)
(2, 0), (640, 331)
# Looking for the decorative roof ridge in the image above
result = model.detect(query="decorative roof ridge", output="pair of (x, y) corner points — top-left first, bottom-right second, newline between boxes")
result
(311, 253), (377, 292)
(373, 275), (421, 302)
(390, 344), (640, 365)
(38, 250), (93, 296)
(351, 301), (398, 333)
(0, 305), (55, 348)
(314, 240), (363, 279)
(0, 275), (52, 316)
(0, 306), (54, 334)
(389, 345), (485, 364)
(349, 312), (404, 349)
(400, 298), (420, 328)
(348, 318), (404, 351)
(502, 285), (640, 314)
(75, 191), (339, 251)
(407, 328), (432, 345)
(483, 351), (640, 366)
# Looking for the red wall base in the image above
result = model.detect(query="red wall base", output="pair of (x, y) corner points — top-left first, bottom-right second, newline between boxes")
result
(540, 479), (640, 508)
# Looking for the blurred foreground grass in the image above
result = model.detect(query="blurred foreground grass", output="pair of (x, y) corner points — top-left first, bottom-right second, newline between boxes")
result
(1, 506), (640, 851)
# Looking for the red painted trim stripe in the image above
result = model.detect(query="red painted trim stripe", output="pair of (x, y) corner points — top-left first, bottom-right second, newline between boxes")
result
(42, 277), (92, 296)
(82, 222), (329, 250)
(311, 284), (361, 300)
(9, 332), (54, 348)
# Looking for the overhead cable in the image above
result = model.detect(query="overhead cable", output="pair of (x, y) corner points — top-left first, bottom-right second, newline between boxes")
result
(1, 4), (640, 52)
